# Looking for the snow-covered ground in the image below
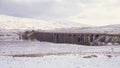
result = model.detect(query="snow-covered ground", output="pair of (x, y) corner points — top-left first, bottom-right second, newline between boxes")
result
(0, 41), (120, 56)
(0, 55), (120, 68)
(0, 41), (120, 68)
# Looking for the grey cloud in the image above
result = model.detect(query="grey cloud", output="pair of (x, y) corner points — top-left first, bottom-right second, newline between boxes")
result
(0, 0), (85, 20)
(1, 0), (119, 20)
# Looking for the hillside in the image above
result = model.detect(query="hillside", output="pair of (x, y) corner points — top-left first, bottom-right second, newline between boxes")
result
(0, 15), (89, 30)
(49, 24), (120, 34)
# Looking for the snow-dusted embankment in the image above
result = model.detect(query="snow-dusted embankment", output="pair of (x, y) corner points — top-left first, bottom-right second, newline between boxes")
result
(0, 30), (20, 41)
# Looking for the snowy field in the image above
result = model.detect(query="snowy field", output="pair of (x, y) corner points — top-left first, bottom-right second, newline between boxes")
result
(0, 41), (120, 68)
(0, 55), (120, 68)
(0, 13), (120, 68)
(0, 41), (120, 56)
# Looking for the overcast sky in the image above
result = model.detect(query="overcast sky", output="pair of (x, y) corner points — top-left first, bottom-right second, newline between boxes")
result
(0, 0), (120, 26)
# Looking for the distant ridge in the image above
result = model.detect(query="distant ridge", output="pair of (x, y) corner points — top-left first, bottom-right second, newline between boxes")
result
(48, 24), (120, 34)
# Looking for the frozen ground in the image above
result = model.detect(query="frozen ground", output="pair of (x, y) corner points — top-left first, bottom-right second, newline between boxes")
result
(0, 41), (120, 56)
(0, 55), (120, 68)
(0, 41), (120, 68)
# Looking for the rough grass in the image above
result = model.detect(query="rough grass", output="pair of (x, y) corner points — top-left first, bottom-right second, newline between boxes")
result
(6, 52), (120, 58)
(7, 52), (73, 57)
(83, 55), (98, 58)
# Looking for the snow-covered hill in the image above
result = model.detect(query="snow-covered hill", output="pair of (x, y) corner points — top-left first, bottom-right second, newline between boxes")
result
(49, 24), (120, 34)
(0, 15), (89, 30)
(0, 15), (91, 41)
